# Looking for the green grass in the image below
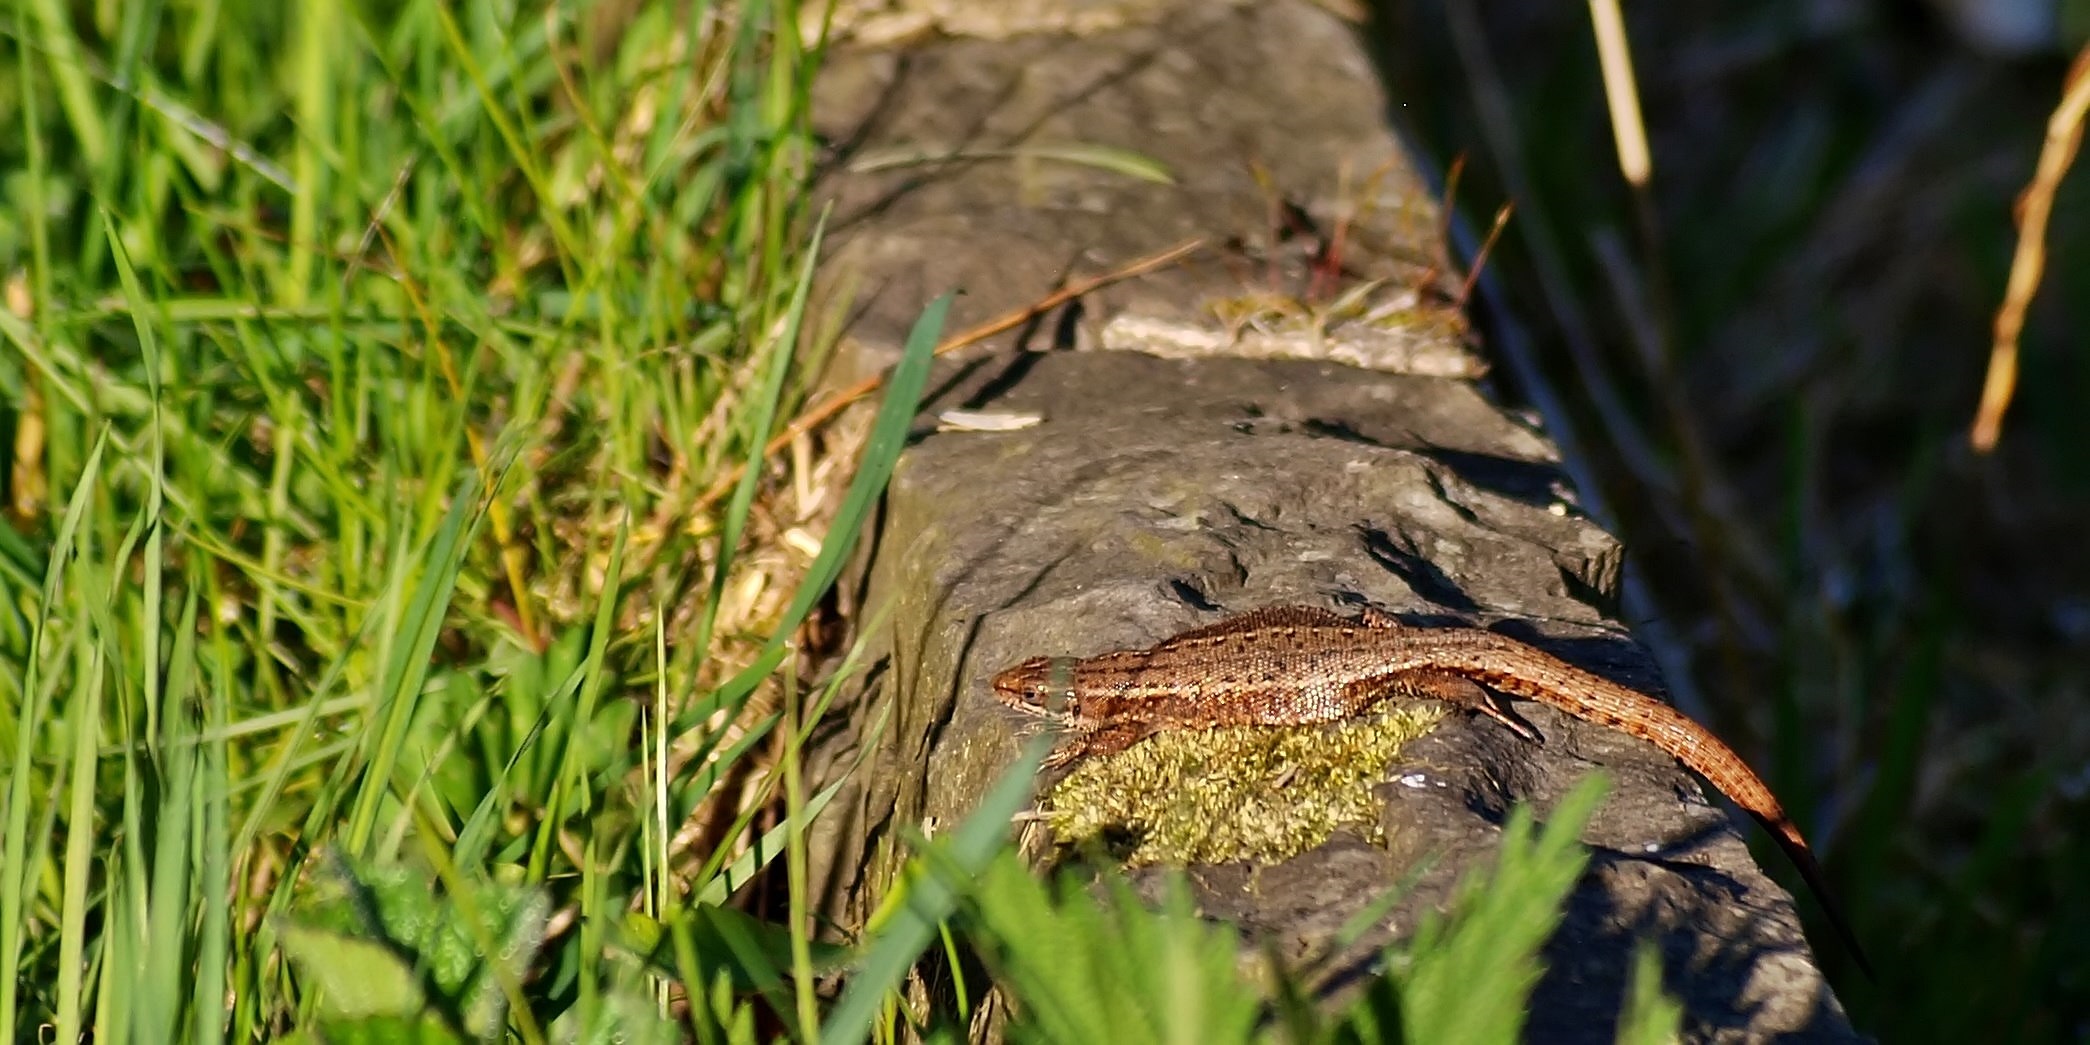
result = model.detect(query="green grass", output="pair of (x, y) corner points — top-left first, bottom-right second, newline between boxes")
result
(1, 0), (857, 1037)
(0, 1), (1745, 1042)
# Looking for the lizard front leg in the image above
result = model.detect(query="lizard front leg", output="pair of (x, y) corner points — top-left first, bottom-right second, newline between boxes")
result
(1042, 722), (1156, 767)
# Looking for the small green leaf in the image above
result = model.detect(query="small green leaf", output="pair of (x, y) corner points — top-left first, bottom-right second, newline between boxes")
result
(276, 923), (429, 1021)
(545, 986), (682, 1045)
(1615, 941), (1685, 1045)
(277, 849), (550, 1038)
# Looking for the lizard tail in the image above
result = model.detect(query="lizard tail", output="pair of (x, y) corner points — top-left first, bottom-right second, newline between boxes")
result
(1468, 646), (1877, 980)
(1751, 811), (1877, 982)
(1615, 694), (1880, 981)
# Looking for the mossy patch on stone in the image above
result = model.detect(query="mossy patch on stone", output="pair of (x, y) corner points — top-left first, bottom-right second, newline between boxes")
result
(1040, 705), (1447, 867)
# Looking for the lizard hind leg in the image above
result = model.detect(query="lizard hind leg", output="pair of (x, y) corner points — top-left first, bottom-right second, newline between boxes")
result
(1394, 671), (1546, 744)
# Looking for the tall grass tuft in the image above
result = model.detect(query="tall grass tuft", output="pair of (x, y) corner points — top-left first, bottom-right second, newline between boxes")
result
(0, 0), (872, 1037)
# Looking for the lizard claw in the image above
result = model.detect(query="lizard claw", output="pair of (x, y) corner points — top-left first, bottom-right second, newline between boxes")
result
(1040, 739), (1086, 769)
(1477, 697), (1545, 745)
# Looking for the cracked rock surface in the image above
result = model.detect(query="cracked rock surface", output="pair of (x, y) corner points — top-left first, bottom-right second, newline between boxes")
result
(797, 1), (1862, 1041)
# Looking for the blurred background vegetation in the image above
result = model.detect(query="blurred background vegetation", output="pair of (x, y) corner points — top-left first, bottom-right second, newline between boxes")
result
(1378, 0), (2090, 1039)
(0, 0), (2084, 1040)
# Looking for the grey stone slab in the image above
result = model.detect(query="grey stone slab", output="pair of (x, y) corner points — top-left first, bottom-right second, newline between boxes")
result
(808, 0), (1466, 378)
(796, 1), (1862, 1040)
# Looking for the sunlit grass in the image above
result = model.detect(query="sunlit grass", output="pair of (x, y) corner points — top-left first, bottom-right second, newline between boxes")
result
(0, 0), (854, 1037)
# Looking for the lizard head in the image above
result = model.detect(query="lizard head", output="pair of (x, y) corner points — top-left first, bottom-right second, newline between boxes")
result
(991, 656), (1082, 722)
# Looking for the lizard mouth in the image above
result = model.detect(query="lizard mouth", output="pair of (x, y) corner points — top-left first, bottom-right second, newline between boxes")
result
(991, 656), (1075, 722)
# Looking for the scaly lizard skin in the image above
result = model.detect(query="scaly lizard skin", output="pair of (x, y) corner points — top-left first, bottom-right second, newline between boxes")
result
(991, 603), (1873, 977)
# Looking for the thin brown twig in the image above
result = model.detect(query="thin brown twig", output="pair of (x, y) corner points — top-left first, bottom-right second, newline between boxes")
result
(1456, 202), (1514, 309)
(1432, 153), (1468, 289)
(693, 236), (1209, 510)
(1587, 0), (1650, 189)
(1971, 44), (2090, 453)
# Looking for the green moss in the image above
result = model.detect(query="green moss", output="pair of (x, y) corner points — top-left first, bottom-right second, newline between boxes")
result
(1040, 705), (1448, 866)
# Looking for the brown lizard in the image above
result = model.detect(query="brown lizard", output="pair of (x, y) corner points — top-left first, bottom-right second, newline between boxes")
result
(991, 603), (1874, 978)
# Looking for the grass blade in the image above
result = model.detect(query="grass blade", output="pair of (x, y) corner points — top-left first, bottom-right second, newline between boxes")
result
(819, 735), (1051, 1045)
(701, 293), (950, 723)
